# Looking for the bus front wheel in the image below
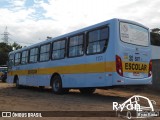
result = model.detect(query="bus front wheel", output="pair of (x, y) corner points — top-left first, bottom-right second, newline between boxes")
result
(51, 75), (64, 94)
(15, 78), (21, 89)
(79, 88), (96, 94)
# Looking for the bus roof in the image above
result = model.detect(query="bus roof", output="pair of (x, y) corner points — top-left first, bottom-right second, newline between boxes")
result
(9, 18), (149, 54)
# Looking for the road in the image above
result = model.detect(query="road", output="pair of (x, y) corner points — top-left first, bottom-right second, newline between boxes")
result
(0, 81), (160, 120)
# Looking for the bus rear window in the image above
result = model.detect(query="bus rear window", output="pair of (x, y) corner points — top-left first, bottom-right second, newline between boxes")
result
(120, 22), (149, 46)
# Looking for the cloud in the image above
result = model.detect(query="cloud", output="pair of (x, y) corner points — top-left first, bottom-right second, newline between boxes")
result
(116, 0), (160, 28)
(34, 0), (160, 29)
(0, 0), (160, 46)
(4, 0), (26, 11)
(10, 0), (26, 7)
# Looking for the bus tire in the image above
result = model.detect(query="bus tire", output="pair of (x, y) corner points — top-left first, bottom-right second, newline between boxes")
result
(51, 75), (64, 94)
(79, 88), (96, 94)
(15, 77), (21, 89)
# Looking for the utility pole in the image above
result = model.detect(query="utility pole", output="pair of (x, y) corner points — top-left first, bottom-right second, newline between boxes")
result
(1, 26), (10, 44)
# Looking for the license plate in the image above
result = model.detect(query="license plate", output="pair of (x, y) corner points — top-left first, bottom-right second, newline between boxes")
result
(133, 72), (140, 76)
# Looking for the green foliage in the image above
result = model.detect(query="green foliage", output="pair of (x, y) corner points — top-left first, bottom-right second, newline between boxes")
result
(0, 42), (12, 65)
(12, 42), (22, 50)
(0, 42), (22, 65)
(152, 28), (160, 34)
(151, 28), (160, 46)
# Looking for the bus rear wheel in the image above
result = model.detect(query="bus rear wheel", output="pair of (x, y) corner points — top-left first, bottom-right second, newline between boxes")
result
(15, 78), (21, 89)
(51, 75), (65, 94)
(79, 88), (96, 94)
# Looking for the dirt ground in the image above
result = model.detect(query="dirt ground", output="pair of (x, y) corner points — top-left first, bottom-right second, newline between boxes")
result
(0, 81), (160, 120)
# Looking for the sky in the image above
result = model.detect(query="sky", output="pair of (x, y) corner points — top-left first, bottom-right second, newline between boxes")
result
(0, 0), (159, 46)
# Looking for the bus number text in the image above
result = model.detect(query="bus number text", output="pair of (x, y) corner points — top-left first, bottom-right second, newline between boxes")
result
(135, 57), (140, 61)
(129, 55), (133, 61)
(96, 56), (103, 61)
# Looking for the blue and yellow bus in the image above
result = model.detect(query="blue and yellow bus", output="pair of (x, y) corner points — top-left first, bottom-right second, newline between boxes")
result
(7, 18), (152, 94)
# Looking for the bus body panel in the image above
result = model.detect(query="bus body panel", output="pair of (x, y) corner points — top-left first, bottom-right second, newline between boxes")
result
(62, 73), (108, 88)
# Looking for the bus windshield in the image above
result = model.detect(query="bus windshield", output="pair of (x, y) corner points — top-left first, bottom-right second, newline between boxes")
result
(120, 22), (149, 46)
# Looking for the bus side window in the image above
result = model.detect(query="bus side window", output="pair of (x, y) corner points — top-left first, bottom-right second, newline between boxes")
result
(52, 40), (66, 60)
(14, 52), (21, 66)
(40, 44), (50, 62)
(68, 34), (84, 57)
(8, 54), (14, 69)
(86, 27), (109, 54)
(21, 50), (28, 64)
(29, 47), (39, 63)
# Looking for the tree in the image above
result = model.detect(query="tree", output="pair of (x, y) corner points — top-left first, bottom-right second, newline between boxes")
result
(0, 42), (12, 65)
(150, 28), (160, 46)
(152, 28), (160, 34)
(12, 42), (22, 50)
(0, 42), (22, 65)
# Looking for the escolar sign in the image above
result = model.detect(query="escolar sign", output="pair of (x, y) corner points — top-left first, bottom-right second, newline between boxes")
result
(123, 62), (148, 73)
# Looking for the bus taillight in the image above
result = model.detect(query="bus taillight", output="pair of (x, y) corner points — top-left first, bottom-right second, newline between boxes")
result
(116, 55), (123, 76)
(148, 60), (152, 77)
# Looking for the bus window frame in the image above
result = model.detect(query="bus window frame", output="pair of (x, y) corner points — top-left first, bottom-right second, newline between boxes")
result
(9, 53), (14, 67)
(68, 33), (85, 58)
(51, 38), (67, 60)
(39, 43), (51, 62)
(21, 50), (29, 65)
(29, 46), (40, 63)
(86, 25), (109, 55)
(14, 52), (21, 66)
(119, 21), (149, 47)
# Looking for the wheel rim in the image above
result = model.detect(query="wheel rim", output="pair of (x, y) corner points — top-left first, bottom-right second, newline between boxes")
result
(53, 79), (60, 92)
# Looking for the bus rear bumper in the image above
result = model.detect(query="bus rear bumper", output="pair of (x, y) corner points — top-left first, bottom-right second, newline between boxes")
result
(113, 75), (152, 86)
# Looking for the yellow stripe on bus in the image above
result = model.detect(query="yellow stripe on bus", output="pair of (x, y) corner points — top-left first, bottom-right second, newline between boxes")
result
(8, 61), (149, 76)
(8, 62), (116, 76)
